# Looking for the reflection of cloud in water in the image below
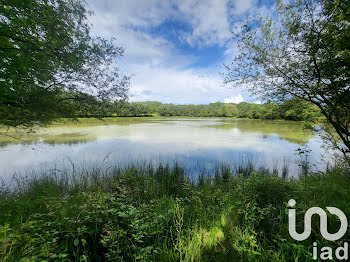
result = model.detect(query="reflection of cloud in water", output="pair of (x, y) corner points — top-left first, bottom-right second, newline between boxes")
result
(0, 119), (329, 180)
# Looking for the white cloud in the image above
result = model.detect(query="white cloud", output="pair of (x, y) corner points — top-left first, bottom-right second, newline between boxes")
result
(230, 0), (255, 15)
(224, 94), (244, 104)
(88, 0), (234, 56)
(86, 0), (268, 104)
(175, 0), (231, 47)
(129, 65), (241, 104)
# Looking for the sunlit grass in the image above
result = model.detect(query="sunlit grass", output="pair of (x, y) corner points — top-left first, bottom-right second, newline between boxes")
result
(0, 162), (349, 261)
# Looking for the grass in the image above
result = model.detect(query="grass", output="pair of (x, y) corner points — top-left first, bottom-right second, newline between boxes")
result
(0, 162), (349, 261)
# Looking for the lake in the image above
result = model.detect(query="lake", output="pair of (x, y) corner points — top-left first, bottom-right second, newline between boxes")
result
(0, 118), (331, 181)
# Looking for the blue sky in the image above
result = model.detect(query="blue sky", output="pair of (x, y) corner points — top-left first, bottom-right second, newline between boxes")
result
(88, 0), (275, 104)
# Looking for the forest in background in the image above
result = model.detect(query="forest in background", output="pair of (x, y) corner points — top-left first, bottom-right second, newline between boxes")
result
(47, 94), (321, 121)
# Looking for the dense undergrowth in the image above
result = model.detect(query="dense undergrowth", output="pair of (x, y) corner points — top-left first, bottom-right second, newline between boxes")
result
(0, 163), (349, 261)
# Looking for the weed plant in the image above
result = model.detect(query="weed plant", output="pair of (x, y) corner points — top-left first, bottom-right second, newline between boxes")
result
(0, 163), (349, 261)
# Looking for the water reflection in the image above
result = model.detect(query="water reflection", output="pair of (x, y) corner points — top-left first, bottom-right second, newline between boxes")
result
(0, 118), (330, 179)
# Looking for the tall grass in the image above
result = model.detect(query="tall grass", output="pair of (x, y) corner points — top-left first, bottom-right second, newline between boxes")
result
(0, 162), (349, 261)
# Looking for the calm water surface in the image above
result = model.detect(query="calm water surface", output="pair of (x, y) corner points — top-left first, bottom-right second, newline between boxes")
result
(0, 118), (331, 179)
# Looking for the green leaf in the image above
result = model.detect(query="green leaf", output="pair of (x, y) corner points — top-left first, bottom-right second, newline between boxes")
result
(74, 238), (79, 246)
(81, 238), (87, 246)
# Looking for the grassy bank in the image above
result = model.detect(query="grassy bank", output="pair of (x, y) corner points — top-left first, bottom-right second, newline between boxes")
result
(0, 163), (349, 261)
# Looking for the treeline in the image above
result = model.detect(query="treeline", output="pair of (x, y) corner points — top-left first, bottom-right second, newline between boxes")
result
(154, 100), (320, 121)
(60, 93), (320, 121)
(60, 93), (153, 118)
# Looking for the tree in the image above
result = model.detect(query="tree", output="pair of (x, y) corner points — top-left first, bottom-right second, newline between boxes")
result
(0, 0), (129, 128)
(259, 101), (281, 120)
(223, 0), (350, 155)
(133, 101), (161, 114)
(280, 98), (321, 121)
(224, 103), (238, 117)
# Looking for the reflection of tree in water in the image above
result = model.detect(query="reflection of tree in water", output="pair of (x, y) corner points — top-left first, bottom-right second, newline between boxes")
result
(44, 139), (94, 146)
(0, 136), (33, 148)
(42, 132), (96, 146)
(205, 119), (313, 145)
(0, 141), (11, 148)
(0, 131), (96, 148)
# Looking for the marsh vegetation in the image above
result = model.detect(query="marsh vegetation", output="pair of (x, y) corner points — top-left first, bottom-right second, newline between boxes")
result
(1, 162), (349, 261)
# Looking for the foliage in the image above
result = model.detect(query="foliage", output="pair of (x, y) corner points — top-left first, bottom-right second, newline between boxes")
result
(223, 0), (350, 156)
(0, 163), (349, 261)
(0, 0), (129, 128)
(40, 97), (321, 121)
(154, 99), (320, 121)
